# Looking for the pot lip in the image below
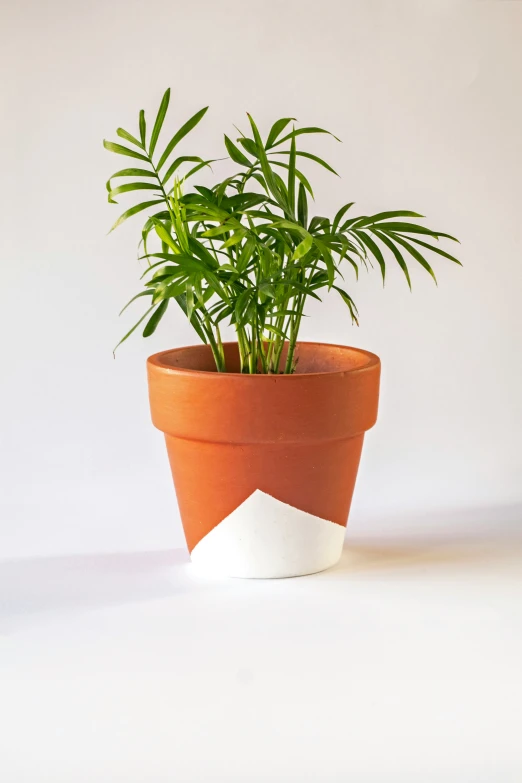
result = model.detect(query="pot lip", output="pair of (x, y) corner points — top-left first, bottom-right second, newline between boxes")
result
(147, 341), (380, 379)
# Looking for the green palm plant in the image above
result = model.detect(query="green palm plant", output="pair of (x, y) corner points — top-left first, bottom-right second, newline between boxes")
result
(104, 88), (461, 373)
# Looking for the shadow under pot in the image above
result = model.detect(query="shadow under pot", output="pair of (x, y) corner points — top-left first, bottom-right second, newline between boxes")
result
(147, 341), (380, 579)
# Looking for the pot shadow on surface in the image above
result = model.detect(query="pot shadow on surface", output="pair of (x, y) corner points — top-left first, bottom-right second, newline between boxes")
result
(1, 504), (521, 630)
(324, 502), (522, 578)
(0, 549), (191, 633)
(331, 537), (520, 576)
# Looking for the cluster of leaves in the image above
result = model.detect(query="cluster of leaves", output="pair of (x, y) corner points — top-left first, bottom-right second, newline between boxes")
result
(104, 88), (461, 373)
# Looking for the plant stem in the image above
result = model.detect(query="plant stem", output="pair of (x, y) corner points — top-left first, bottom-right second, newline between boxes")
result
(204, 316), (226, 372)
(150, 158), (176, 227)
(284, 292), (304, 374)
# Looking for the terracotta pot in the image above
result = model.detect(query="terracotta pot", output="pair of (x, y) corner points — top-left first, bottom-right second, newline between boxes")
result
(147, 341), (380, 578)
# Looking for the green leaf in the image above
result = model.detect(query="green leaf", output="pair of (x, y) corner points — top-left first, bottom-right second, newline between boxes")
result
(174, 294), (209, 343)
(141, 213), (169, 256)
(188, 238), (220, 269)
(201, 223), (234, 239)
(246, 114), (290, 213)
(217, 263), (239, 274)
(274, 172), (289, 203)
(207, 300), (231, 323)
(258, 281), (276, 298)
(113, 305), (155, 354)
(396, 235), (462, 266)
(350, 210), (424, 229)
(143, 299), (169, 337)
(157, 106), (209, 170)
(185, 284), (195, 321)
(271, 126), (341, 147)
(107, 168), (155, 179)
(119, 289), (153, 316)
(271, 149), (339, 176)
(333, 286), (359, 324)
(108, 181), (159, 201)
(150, 266), (181, 283)
(270, 162), (314, 197)
(268, 219), (307, 235)
(297, 182), (308, 228)
(140, 256), (200, 277)
(263, 324), (287, 339)
(313, 236), (336, 287)
(226, 192), (266, 210)
(237, 237), (256, 273)
(140, 258), (178, 278)
(139, 110), (146, 146)
(153, 279), (187, 303)
(287, 129), (297, 216)
(149, 88), (170, 158)
(103, 140), (149, 162)
(371, 222), (459, 241)
(153, 221), (180, 253)
(308, 216), (329, 234)
(222, 230), (247, 248)
(185, 159), (216, 181)
(266, 117), (296, 149)
(241, 209), (283, 225)
(271, 309), (303, 318)
(292, 233), (313, 261)
(139, 252), (178, 262)
(234, 289), (253, 326)
(193, 186), (214, 200)
(355, 230), (386, 283)
(374, 231), (412, 289)
(237, 137), (259, 157)
(224, 135), (252, 167)
(334, 238), (360, 280)
(283, 280), (322, 301)
(109, 199), (165, 232)
(391, 234), (438, 284)
(332, 202), (355, 234)
(116, 128), (143, 148)
(162, 155), (207, 185)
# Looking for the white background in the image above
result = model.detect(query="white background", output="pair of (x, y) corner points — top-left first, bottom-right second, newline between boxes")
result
(1, 2), (521, 781)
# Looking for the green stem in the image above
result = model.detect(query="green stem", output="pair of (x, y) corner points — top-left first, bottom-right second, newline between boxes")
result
(204, 317), (225, 372)
(150, 158), (176, 226)
(257, 324), (268, 373)
(284, 293), (304, 374)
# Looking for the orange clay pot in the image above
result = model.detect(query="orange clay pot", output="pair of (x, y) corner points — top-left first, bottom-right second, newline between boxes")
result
(147, 341), (380, 578)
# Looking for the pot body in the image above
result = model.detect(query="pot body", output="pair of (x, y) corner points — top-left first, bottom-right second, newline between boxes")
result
(147, 342), (380, 578)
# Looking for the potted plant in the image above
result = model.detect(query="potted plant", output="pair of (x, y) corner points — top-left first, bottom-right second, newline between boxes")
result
(104, 89), (460, 578)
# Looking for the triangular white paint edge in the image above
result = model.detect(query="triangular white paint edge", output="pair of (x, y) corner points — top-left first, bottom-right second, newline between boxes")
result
(190, 489), (346, 579)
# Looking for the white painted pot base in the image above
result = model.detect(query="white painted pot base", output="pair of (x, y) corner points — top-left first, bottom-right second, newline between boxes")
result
(190, 490), (345, 579)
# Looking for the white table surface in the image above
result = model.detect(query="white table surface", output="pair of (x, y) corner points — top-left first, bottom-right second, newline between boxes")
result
(2, 507), (522, 783)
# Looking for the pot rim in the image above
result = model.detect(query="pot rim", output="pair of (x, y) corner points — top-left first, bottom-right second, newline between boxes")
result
(148, 341), (380, 379)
